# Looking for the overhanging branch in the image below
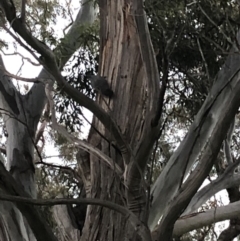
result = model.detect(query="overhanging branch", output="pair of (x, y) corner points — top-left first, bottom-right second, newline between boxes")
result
(173, 200), (240, 237)
(149, 39), (240, 230)
(0, 161), (58, 241)
(0, 0), (132, 162)
(184, 157), (240, 215)
(0, 192), (152, 241)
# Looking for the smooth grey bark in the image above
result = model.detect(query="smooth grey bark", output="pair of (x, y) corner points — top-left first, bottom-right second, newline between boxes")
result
(0, 161), (59, 241)
(28, 0), (97, 114)
(149, 31), (240, 230)
(0, 202), (29, 241)
(183, 163), (240, 215)
(0, 1), (96, 240)
(173, 200), (240, 237)
(52, 194), (81, 241)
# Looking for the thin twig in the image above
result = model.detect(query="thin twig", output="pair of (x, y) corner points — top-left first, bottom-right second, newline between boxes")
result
(1, 51), (40, 66)
(197, 38), (210, 80)
(2, 25), (40, 63)
(45, 82), (123, 175)
(21, 0), (26, 23)
(199, 4), (235, 47)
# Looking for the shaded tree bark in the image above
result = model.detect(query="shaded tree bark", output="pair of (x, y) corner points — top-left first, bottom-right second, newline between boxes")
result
(183, 158), (240, 215)
(217, 172), (240, 240)
(80, 0), (160, 240)
(0, 0), (96, 240)
(149, 30), (240, 233)
(2, 0), (240, 240)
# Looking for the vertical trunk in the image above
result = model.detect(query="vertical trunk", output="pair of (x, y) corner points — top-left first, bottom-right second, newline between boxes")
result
(6, 108), (37, 197)
(0, 1), (96, 240)
(5, 113), (38, 241)
(80, 128), (127, 241)
(80, 0), (155, 240)
(0, 57), (39, 240)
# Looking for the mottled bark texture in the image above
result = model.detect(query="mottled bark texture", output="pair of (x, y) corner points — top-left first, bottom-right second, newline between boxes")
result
(0, 0), (96, 240)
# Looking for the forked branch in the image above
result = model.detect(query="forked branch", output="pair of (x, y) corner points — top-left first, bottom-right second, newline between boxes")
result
(0, 0), (132, 163)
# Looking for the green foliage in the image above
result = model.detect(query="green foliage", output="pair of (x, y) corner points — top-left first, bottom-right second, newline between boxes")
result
(144, 0), (240, 171)
(53, 131), (79, 162)
(2, 1), (239, 238)
(24, 0), (68, 46)
(35, 160), (81, 234)
(146, 0), (240, 118)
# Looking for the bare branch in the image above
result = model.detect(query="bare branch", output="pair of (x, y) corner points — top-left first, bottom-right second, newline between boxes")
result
(184, 157), (240, 215)
(21, 0), (26, 23)
(197, 37), (210, 80)
(0, 0), (132, 163)
(35, 103), (50, 144)
(149, 30), (240, 232)
(223, 117), (235, 165)
(173, 200), (240, 237)
(35, 160), (82, 184)
(45, 83), (123, 175)
(0, 66), (43, 83)
(1, 50), (40, 66)
(126, 0), (162, 192)
(0, 193), (129, 214)
(0, 193), (152, 241)
(155, 106), (238, 240)
(199, 4), (235, 47)
(134, 3), (160, 121)
(2, 25), (39, 62)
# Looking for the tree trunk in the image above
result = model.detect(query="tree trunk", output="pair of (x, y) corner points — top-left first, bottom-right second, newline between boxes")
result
(80, 0), (158, 240)
(0, 1), (96, 240)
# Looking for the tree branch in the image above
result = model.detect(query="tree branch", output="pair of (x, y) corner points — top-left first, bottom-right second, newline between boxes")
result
(149, 30), (240, 231)
(133, 2), (159, 121)
(45, 82), (123, 175)
(184, 157), (240, 215)
(223, 117), (235, 165)
(125, 0), (162, 195)
(0, 161), (58, 241)
(21, 0), (26, 23)
(133, 1), (161, 165)
(155, 97), (239, 240)
(0, 193), (152, 241)
(0, 193), (130, 214)
(0, 0), (132, 162)
(173, 200), (240, 237)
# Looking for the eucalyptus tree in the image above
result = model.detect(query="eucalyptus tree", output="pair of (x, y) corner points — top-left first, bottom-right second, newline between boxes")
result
(0, 0), (240, 241)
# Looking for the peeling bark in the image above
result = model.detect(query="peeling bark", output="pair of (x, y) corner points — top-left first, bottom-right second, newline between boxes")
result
(79, 1), (158, 241)
(80, 0), (159, 239)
